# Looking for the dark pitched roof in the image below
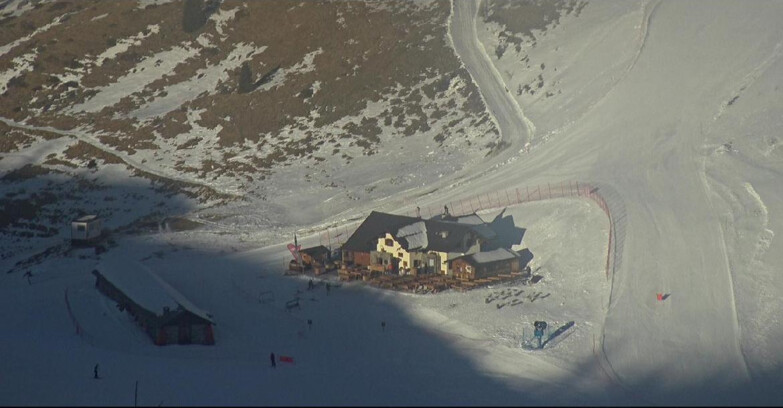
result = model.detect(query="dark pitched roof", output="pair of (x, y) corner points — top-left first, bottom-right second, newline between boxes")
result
(363, 216), (481, 253)
(341, 211), (420, 252)
(300, 245), (329, 257)
(420, 219), (478, 253)
(343, 211), (495, 254)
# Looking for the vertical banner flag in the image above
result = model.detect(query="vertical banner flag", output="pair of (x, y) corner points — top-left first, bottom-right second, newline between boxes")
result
(288, 234), (301, 261)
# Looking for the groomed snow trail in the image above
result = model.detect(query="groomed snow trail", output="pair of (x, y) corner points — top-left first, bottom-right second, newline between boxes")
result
(445, 0), (783, 401)
(448, 0), (533, 155)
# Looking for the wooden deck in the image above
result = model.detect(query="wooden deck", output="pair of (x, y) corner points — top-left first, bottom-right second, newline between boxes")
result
(337, 264), (526, 294)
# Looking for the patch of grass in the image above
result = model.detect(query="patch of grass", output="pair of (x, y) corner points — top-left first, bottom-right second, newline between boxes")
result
(63, 141), (125, 165)
(1, 164), (51, 182)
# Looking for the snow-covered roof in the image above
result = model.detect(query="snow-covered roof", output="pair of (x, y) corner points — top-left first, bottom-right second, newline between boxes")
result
(396, 221), (428, 250)
(454, 214), (486, 225)
(456, 214), (497, 240)
(96, 257), (213, 324)
(467, 248), (519, 264)
(74, 215), (99, 223)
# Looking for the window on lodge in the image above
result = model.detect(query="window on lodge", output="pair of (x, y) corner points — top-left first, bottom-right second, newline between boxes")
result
(413, 260), (420, 268)
(385, 238), (394, 247)
(76, 225), (86, 231)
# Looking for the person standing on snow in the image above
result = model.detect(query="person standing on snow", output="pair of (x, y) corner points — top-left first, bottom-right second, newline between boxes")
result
(94, 364), (99, 379)
(270, 353), (276, 368)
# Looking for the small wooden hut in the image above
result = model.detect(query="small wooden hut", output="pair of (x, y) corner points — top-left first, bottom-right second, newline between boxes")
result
(451, 248), (521, 281)
(300, 245), (330, 266)
(71, 215), (103, 244)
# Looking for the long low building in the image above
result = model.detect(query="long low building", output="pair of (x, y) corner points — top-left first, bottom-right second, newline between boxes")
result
(92, 258), (215, 346)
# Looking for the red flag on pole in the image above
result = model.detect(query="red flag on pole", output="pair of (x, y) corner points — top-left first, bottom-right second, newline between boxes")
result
(287, 243), (301, 261)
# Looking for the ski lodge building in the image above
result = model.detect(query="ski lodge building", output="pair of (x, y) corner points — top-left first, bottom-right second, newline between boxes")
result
(340, 210), (523, 279)
(92, 259), (215, 346)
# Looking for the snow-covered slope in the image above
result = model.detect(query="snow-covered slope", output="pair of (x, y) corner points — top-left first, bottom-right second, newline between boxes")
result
(472, 0), (783, 403)
(2, 0), (783, 405)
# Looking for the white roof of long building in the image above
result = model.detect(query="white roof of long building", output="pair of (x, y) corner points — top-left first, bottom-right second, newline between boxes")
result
(74, 215), (99, 222)
(97, 256), (213, 323)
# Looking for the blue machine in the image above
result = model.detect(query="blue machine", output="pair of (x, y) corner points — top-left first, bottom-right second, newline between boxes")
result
(533, 321), (548, 349)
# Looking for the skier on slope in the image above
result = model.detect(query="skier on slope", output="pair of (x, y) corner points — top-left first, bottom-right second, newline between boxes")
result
(270, 353), (276, 368)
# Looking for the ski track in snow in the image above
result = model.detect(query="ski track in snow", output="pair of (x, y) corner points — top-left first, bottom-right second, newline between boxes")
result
(540, 0), (661, 143)
(744, 182), (774, 267)
(449, 2), (636, 398)
(625, 0), (660, 79)
(698, 154), (752, 379)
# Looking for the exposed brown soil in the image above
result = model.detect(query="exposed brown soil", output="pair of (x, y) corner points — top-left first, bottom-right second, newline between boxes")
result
(2, 0), (491, 185)
(0, 125), (37, 153)
(62, 140), (125, 165)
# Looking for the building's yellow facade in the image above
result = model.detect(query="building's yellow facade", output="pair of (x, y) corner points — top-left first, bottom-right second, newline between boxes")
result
(376, 233), (450, 275)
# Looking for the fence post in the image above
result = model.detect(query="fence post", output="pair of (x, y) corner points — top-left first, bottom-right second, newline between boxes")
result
(505, 190), (511, 206)
(516, 188), (521, 203)
(526, 186), (530, 202)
